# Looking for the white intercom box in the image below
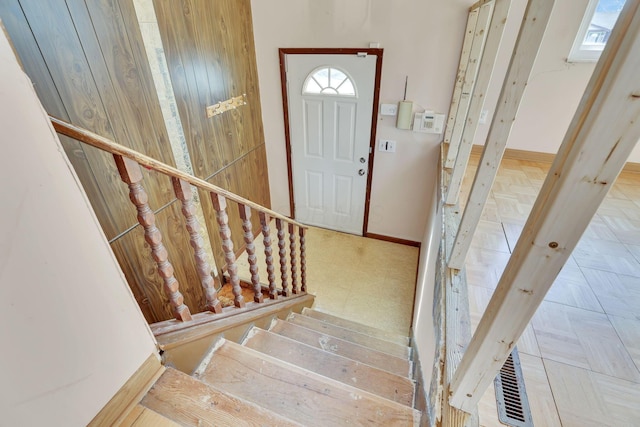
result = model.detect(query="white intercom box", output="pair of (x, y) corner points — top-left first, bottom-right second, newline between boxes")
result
(413, 111), (445, 134)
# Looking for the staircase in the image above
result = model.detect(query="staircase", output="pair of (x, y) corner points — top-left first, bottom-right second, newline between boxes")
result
(129, 308), (421, 426)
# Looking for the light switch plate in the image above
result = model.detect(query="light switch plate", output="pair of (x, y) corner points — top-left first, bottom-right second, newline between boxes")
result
(379, 139), (396, 152)
(380, 103), (398, 116)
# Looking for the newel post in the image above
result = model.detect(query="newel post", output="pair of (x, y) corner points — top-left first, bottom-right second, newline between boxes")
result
(114, 155), (192, 321)
(210, 193), (245, 308)
(172, 178), (222, 313)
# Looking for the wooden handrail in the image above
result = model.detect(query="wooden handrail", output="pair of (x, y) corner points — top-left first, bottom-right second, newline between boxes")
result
(50, 116), (306, 229)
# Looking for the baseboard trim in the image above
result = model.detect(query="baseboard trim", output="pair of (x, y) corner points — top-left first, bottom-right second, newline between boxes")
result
(88, 353), (164, 427)
(365, 232), (421, 247)
(471, 145), (640, 173)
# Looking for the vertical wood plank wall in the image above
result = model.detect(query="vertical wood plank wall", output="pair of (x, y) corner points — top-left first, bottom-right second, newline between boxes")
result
(153, 0), (270, 270)
(0, 0), (270, 323)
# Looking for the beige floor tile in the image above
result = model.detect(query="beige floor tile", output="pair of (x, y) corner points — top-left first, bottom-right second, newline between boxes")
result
(573, 237), (640, 278)
(544, 262), (604, 312)
(532, 301), (640, 382)
(545, 359), (640, 427)
(519, 353), (562, 427)
(581, 214), (620, 241)
(583, 268), (640, 320)
(600, 215), (640, 246)
(470, 220), (510, 253)
(477, 381), (501, 427)
(597, 198), (640, 221)
(626, 244), (640, 264)
(465, 247), (511, 289)
(609, 315), (640, 373)
(500, 220), (524, 252)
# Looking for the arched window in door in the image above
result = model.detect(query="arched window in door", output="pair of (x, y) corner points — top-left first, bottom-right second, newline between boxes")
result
(302, 67), (356, 96)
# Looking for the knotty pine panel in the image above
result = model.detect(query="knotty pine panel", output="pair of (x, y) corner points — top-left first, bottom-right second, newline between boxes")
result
(111, 201), (207, 324)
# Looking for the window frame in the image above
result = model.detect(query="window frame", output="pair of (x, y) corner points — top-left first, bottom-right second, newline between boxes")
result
(302, 66), (357, 97)
(568, 0), (626, 63)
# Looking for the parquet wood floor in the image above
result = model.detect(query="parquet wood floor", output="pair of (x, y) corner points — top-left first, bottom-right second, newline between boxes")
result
(464, 154), (640, 426)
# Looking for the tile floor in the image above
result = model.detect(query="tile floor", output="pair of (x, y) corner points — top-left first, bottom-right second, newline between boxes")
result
(236, 226), (420, 337)
(460, 155), (640, 427)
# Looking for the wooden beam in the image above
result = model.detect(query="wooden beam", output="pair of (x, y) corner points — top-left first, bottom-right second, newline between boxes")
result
(443, 8), (480, 150)
(449, 0), (640, 412)
(447, 0), (555, 267)
(441, 202), (478, 427)
(469, 0), (494, 12)
(444, 3), (493, 169)
(444, 0), (512, 198)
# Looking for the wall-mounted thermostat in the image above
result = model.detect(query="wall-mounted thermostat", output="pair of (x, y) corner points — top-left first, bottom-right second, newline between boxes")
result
(413, 111), (445, 134)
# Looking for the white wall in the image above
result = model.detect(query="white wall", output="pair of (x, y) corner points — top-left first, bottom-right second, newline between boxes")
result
(411, 179), (441, 409)
(475, 0), (640, 163)
(0, 27), (157, 426)
(251, 0), (474, 242)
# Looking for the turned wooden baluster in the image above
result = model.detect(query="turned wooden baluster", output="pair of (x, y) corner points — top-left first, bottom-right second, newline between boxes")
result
(288, 223), (299, 294)
(276, 218), (289, 297)
(299, 227), (307, 292)
(239, 204), (263, 303)
(210, 194), (245, 308)
(172, 178), (222, 313)
(259, 212), (278, 300)
(114, 155), (192, 321)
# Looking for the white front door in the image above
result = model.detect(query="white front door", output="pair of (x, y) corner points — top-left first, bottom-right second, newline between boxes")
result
(286, 54), (376, 235)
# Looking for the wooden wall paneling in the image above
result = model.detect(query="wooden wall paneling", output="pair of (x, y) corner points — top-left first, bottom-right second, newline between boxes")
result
(0, 0), (120, 238)
(215, 0), (264, 157)
(154, 0), (271, 267)
(195, 0), (240, 166)
(65, 0), (175, 208)
(16, 0), (139, 240)
(110, 235), (159, 324)
(153, 0), (228, 179)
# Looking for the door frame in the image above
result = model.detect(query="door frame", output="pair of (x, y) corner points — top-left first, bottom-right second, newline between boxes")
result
(279, 47), (384, 235)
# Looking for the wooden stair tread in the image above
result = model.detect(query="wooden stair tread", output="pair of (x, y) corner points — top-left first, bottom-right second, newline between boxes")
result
(141, 368), (302, 427)
(269, 319), (412, 377)
(302, 308), (410, 346)
(195, 340), (420, 426)
(288, 313), (411, 359)
(121, 405), (181, 427)
(243, 327), (415, 406)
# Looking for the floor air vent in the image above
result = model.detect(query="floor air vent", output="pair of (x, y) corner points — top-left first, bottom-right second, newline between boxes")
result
(494, 347), (533, 427)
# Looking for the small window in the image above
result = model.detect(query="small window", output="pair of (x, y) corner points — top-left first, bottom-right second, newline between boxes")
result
(303, 67), (356, 96)
(568, 0), (626, 62)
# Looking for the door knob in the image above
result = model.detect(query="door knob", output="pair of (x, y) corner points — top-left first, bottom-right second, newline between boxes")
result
(360, 157), (366, 163)
(358, 169), (366, 176)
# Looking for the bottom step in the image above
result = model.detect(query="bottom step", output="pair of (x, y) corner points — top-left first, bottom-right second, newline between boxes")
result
(141, 368), (301, 426)
(196, 340), (420, 426)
